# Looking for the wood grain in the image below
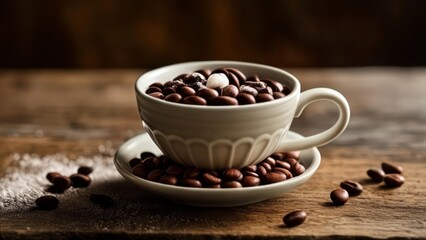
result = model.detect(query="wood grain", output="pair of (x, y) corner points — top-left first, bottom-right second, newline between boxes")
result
(0, 68), (425, 239)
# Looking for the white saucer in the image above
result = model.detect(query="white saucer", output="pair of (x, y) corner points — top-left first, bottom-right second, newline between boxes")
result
(114, 131), (321, 207)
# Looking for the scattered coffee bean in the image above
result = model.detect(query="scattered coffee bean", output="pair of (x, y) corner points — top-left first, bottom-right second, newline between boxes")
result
(283, 210), (307, 227)
(70, 174), (91, 188)
(382, 162), (403, 174)
(367, 168), (385, 183)
(330, 188), (349, 206)
(384, 174), (405, 188)
(77, 166), (93, 175)
(146, 68), (292, 105)
(52, 175), (72, 191)
(340, 180), (363, 196)
(46, 172), (62, 183)
(89, 194), (115, 209)
(35, 196), (59, 210)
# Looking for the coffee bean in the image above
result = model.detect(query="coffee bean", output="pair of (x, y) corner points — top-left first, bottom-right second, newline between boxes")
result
(236, 93), (256, 105)
(159, 175), (178, 185)
(246, 75), (260, 82)
(256, 86), (273, 95)
(182, 95), (207, 105)
(284, 157), (298, 166)
(178, 86), (196, 97)
(148, 92), (164, 99)
(146, 86), (162, 94)
(256, 93), (274, 103)
(283, 210), (307, 227)
(181, 178), (203, 188)
(195, 69), (211, 78)
(201, 172), (222, 185)
(147, 169), (165, 182)
(283, 86), (292, 95)
(166, 164), (185, 176)
(143, 156), (161, 169)
(259, 162), (272, 172)
(226, 68), (246, 85)
(384, 174), (405, 188)
(221, 181), (242, 188)
(132, 164), (149, 178)
(265, 172), (287, 183)
(262, 79), (284, 93)
(256, 165), (268, 178)
(330, 189), (349, 206)
(275, 160), (291, 170)
(70, 174), (91, 188)
(52, 175), (72, 191)
(285, 151), (301, 159)
(35, 196), (59, 210)
(197, 88), (219, 102)
(270, 152), (285, 160)
(382, 162), (403, 174)
(242, 165), (257, 172)
(239, 85), (258, 96)
(272, 167), (293, 179)
(140, 151), (156, 160)
(77, 166), (93, 176)
(165, 93), (182, 103)
(46, 172), (62, 183)
(263, 157), (276, 167)
(222, 168), (243, 181)
(211, 96), (238, 105)
(206, 184), (221, 188)
(162, 87), (176, 96)
(292, 163), (306, 176)
(221, 85), (239, 98)
(129, 158), (142, 168)
(273, 92), (286, 99)
(183, 72), (205, 84)
(241, 176), (260, 187)
(242, 171), (259, 178)
(340, 180), (363, 196)
(183, 167), (200, 179)
(245, 81), (267, 88)
(89, 194), (115, 209)
(227, 72), (241, 88)
(367, 168), (385, 182)
(173, 73), (188, 81)
(149, 82), (163, 89)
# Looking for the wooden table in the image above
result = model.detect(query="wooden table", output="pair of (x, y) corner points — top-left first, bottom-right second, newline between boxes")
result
(1, 68), (425, 239)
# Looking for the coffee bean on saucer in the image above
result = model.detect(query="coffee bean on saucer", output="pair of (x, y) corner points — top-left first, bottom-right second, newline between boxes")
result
(89, 194), (115, 209)
(46, 172), (62, 183)
(221, 181), (242, 188)
(330, 189), (349, 206)
(256, 165), (268, 179)
(166, 164), (185, 176)
(183, 167), (200, 179)
(70, 174), (91, 188)
(165, 93), (182, 103)
(132, 164), (149, 178)
(140, 151), (156, 160)
(367, 168), (385, 183)
(223, 168), (243, 181)
(221, 85), (239, 98)
(283, 210), (307, 227)
(241, 176), (260, 187)
(340, 180), (363, 196)
(52, 175), (72, 191)
(242, 165), (257, 172)
(197, 88), (219, 103)
(384, 174), (405, 188)
(181, 178), (203, 188)
(382, 162), (403, 174)
(159, 175), (178, 185)
(77, 166), (93, 175)
(265, 172), (287, 184)
(292, 163), (306, 176)
(236, 93), (256, 105)
(201, 172), (222, 185)
(147, 169), (165, 182)
(35, 196), (59, 210)
(272, 167), (293, 179)
(275, 160), (291, 170)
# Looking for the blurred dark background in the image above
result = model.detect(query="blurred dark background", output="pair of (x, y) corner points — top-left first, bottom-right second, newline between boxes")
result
(1, 0), (426, 68)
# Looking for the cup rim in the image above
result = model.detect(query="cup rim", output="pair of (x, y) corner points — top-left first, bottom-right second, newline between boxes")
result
(135, 61), (301, 111)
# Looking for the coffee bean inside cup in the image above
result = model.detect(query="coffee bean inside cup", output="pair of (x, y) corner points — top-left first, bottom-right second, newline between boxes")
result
(130, 151), (304, 188)
(145, 68), (292, 105)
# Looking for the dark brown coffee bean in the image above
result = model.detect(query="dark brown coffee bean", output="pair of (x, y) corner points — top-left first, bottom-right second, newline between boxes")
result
(227, 72), (241, 88)
(182, 96), (207, 105)
(242, 165), (257, 172)
(273, 167), (293, 179)
(129, 158), (142, 168)
(263, 157), (276, 167)
(221, 85), (239, 98)
(260, 162), (272, 172)
(221, 181), (242, 188)
(285, 157), (299, 167)
(275, 160), (291, 170)
(52, 175), (72, 191)
(159, 175), (178, 185)
(178, 86), (196, 97)
(46, 172), (61, 183)
(143, 156), (161, 169)
(236, 93), (256, 105)
(384, 174), (405, 188)
(246, 75), (260, 82)
(265, 172), (287, 183)
(35, 196), (59, 210)
(146, 86), (162, 94)
(162, 87), (176, 96)
(340, 180), (363, 196)
(256, 165), (268, 178)
(270, 152), (285, 160)
(195, 69), (211, 78)
(197, 88), (219, 102)
(273, 92), (286, 99)
(239, 85), (258, 96)
(283, 210), (306, 227)
(184, 72), (205, 84)
(165, 93), (182, 103)
(245, 81), (267, 88)
(242, 171), (259, 178)
(382, 162), (403, 174)
(78, 166), (93, 175)
(131, 164), (149, 178)
(367, 168), (385, 182)
(283, 86), (292, 95)
(241, 176), (260, 187)
(140, 152), (156, 160)
(147, 169), (165, 182)
(70, 174), (91, 188)
(330, 189), (349, 206)
(181, 178), (203, 188)
(173, 73), (188, 81)
(159, 155), (173, 169)
(166, 164), (185, 176)
(183, 167), (200, 179)
(256, 93), (274, 103)
(201, 173), (222, 185)
(222, 168), (243, 181)
(188, 81), (205, 91)
(149, 82), (163, 89)
(226, 68), (246, 85)
(204, 169), (220, 177)
(292, 163), (306, 176)
(89, 194), (115, 209)
(205, 184), (221, 188)
(256, 86), (273, 95)
(148, 92), (164, 99)
(262, 79), (284, 92)
(211, 96), (238, 106)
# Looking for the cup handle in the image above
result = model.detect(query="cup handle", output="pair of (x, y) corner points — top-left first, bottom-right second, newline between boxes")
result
(277, 88), (350, 152)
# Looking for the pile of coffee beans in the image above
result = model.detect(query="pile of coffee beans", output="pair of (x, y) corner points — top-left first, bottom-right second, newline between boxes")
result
(367, 162), (405, 188)
(145, 68), (292, 105)
(130, 151), (305, 188)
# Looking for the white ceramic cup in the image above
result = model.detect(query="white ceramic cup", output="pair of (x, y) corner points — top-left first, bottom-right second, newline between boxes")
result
(135, 61), (350, 169)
